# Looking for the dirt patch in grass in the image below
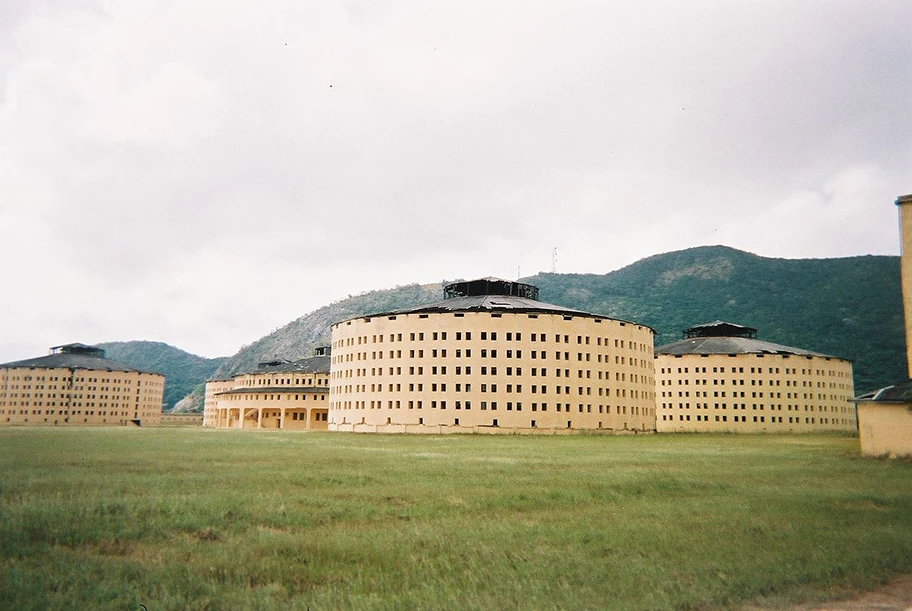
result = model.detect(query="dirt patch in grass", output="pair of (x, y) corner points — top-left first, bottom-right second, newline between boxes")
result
(803, 575), (912, 611)
(745, 575), (912, 611)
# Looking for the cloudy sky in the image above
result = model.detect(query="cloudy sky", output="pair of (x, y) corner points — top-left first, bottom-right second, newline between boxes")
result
(1, 1), (910, 362)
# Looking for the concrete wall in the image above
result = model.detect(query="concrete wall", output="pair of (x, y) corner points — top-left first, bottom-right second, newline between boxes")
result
(203, 379), (234, 427)
(329, 310), (656, 433)
(857, 401), (912, 457)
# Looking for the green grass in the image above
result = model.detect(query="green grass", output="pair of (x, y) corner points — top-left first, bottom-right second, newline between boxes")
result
(0, 429), (910, 610)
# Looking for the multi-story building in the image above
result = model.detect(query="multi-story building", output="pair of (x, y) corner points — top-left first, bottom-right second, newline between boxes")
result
(328, 277), (656, 434)
(204, 347), (330, 429)
(0, 343), (164, 426)
(656, 321), (855, 433)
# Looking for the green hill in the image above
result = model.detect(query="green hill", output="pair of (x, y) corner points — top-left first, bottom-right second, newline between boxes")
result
(176, 246), (905, 411)
(524, 246), (904, 394)
(96, 341), (227, 412)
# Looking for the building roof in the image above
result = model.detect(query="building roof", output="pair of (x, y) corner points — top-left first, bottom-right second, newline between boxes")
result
(855, 379), (912, 403)
(656, 335), (841, 359)
(216, 386), (329, 396)
(0, 343), (155, 374)
(338, 278), (653, 331)
(248, 354), (331, 375)
(443, 277), (540, 300)
(683, 321), (757, 339)
(657, 321), (845, 359)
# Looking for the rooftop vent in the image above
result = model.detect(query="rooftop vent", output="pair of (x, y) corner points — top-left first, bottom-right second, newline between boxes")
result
(443, 277), (539, 301)
(682, 321), (757, 339)
(50, 343), (105, 358)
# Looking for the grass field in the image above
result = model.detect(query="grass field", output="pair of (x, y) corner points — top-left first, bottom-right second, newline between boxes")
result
(0, 428), (910, 610)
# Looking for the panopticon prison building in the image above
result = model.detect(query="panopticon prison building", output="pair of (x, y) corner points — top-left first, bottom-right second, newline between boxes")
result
(0, 343), (164, 426)
(328, 278), (656, 434)
(656, 322), (855, 433)
(203, 347), (330, 429)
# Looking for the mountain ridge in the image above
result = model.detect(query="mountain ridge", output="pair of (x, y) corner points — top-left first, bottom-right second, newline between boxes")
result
(96, 341), (228, 412)
(170, 245), (905, 412)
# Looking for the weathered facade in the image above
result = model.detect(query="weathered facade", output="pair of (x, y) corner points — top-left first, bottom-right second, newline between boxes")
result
(656, 322), (855, 433)
(0, 343), (164, 426)
(204, 348), (330, 430)
(328, 278), (656, 434)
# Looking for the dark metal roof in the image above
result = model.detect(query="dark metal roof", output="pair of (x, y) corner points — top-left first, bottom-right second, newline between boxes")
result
(340, 290), (653, 332)
(216, 386), (329, 396)
(0, 348), (153, 374)
(855, 379), (912, 403)
(683, 321), (757, 339)
(249, 354), (331, 375)
(444, 278), (540, 301)
(383, 294), (580, 316)
(50, 342), (105, 355)
(656, 336), (843, 359)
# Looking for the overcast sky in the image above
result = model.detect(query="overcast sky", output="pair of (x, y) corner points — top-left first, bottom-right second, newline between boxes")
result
(1, 1), (910, 362)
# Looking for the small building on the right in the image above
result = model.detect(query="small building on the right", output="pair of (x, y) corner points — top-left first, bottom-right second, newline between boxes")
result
(655, 321), (856, 433)
(853, 193), (912, 457)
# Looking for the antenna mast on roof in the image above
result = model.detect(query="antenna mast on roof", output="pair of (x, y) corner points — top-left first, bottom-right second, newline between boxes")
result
(551, 247), (558, 273)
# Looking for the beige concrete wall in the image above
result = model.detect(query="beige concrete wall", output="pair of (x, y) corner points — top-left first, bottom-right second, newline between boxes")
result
(655, 353), (855, 433)
(857, 401), (912, 457)
(206, 370), (330, 430)
(329, 310), (656, 433)
(214, 389), (329, 430)
(898, 196), (912, 377)
(0, 366), (164, 426)
(203, 379), (233, 427)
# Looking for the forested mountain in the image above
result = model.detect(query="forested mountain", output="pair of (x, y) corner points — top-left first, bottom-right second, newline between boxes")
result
(174, 246), (905, 412)
(525, 246), (904, 394)
(96, 341), (227, 411)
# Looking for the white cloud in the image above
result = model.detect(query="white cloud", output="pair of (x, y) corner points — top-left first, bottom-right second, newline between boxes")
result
(0, 0), (910, 362)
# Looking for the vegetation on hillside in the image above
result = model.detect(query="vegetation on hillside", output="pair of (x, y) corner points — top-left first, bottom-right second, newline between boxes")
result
(1, 429), (909, 610)
(168, 246), (905, 411)
(216, 284), (443, 375)
(527, 246), (905, 394)
(97, 341), (227, 411)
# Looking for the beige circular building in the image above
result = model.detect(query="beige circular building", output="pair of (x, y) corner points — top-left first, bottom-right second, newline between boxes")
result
(655, 321), (855, 433)
(204, 348), (330, 429)
(328, 278), (656, 434)
(0, 343), (164, 426)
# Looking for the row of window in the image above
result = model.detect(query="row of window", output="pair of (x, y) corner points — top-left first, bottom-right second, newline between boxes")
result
(2, 375), (156, 384)
(662, 414), (854, 425)
(335, 416), (644, 429)
(236, 377), (328, 387)
(336, 349), (653, 367)
(660, 402), (852, 412)
(339, 330), (649, 350)
(660, 365), (848, 376)
(662, 390), (851, 400)
(332, 400), (650, 416)
(1, 409), (136, 416)
(339, 365), (652, 382)
(216, 393), (327, 402)
(337, 381), (647, 398)
(662, 378), (850, 389)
